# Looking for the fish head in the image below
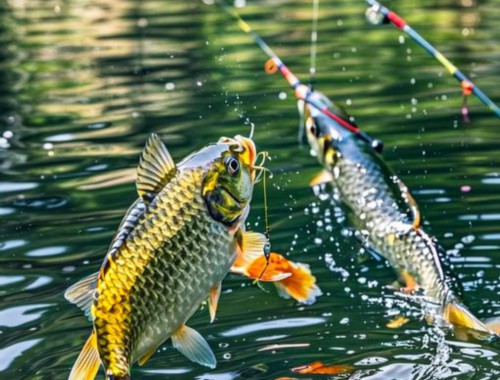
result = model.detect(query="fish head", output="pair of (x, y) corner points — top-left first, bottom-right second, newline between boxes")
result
(301, 91), (350, 169)
(200, 135), (257, 226)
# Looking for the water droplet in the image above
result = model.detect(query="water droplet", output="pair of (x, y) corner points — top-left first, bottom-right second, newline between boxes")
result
(137, 18), (148, 28)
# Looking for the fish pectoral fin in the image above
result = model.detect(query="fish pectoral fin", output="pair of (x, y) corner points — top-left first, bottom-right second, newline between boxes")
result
(136, 133), (177, 202)
(309, 170), (334, 187)
(231, 230), (267, 272)
(399, 271), (419, 294)
(69, 332), (101, 380)
(137, 344), (159, 366)
(208, 283), (222, 323)
(65, 272), (98, 321)
(171, 325), (216, 369)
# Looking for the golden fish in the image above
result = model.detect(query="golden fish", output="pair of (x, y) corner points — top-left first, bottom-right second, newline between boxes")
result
(66, 133), (320, 379)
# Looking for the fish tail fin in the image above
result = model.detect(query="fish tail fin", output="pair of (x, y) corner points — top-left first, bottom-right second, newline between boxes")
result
(443, 299), (491, 334)
(69, 331), (101, 380)
(244, 253), (321, 305)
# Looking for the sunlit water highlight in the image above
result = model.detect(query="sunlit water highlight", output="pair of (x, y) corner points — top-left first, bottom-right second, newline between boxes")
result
(0, 0), (499, 379)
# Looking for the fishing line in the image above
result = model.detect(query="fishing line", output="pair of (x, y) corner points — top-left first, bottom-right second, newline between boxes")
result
(309, 0), (320, 87)
(210, 0), (383, 152)
(256, 159), (272, 283)
(364, 0), (500, 119)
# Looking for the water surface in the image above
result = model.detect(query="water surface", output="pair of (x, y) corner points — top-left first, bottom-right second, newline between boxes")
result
(1, 0), (499, 379)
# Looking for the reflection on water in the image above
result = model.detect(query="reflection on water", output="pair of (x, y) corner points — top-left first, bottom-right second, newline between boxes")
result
(0, 0), (499, 379)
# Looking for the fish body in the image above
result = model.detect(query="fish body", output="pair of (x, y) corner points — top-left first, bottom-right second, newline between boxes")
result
(94, 168), (235, 374)
(301, 91), (493, 335)
(66, 133), (321, 379)
(66, 134), (260, 379)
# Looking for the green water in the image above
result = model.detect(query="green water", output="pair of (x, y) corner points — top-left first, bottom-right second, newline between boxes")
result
(1, 0), (499, 379)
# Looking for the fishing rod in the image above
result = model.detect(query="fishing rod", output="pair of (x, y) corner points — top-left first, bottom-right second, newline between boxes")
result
(212, 0), (384, 153)
(365, 0), (500, 119)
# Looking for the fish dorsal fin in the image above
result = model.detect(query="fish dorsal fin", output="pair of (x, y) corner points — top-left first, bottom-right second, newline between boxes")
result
(171, 325), (216, 369)
(136, 133), (176, 202)
(64, 272), (98, 321)
(208, 283), (222, 323)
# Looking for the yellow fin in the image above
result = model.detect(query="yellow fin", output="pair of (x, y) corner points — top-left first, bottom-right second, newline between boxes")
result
(399, 271), (418, 294)
(444, 301), (491, 334)
(68, 332), (100, 380)
(231, 231), (266, 273)
(171, 325), (216, 369)
(208, 284), (221, 323)
(309, 170), (333, 187)
(137, 345), (158, 366)
(65, 272), (98, 321)
(136, 133), (176, 201)
(386, 316), (410, 329)
(271, 257), (322, 305)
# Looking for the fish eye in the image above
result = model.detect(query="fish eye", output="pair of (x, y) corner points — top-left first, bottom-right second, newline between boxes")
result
(225, 156), (240, 176)
(309, 123), (319, 137)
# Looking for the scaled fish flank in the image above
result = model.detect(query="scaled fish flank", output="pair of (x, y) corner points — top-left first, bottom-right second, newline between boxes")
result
(65, 133), (320, 379)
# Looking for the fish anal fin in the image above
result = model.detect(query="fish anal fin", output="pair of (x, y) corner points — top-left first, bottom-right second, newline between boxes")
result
(444, 301), (491, 334)
(137, 133), (176, 202)
(69, 332), (100, 380)
(171, 325), (216, 369)
(309, 169), (334, 187)
(209, 283), (221, 323)
(65, 272), (98, 321)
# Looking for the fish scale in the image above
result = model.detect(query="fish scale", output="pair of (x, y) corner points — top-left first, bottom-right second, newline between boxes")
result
(93, 167), (236, 374)
(330, 136), (459, 304)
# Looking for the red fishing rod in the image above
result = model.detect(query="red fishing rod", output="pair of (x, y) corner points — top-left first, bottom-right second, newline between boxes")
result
(212, 0), (384, 153)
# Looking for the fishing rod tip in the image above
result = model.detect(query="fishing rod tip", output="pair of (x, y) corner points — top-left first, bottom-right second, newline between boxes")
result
(371, 139), (384, 153)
